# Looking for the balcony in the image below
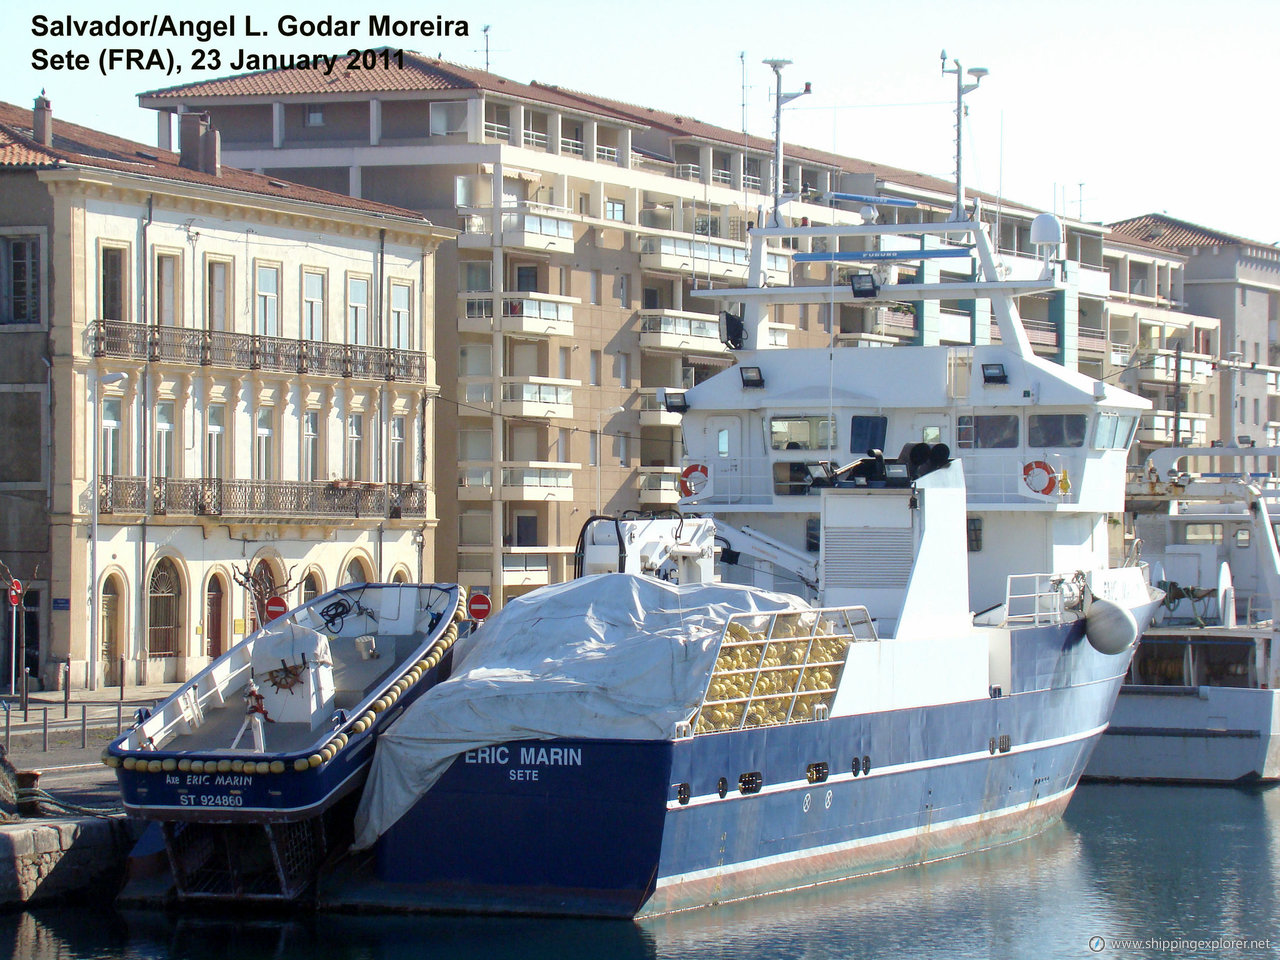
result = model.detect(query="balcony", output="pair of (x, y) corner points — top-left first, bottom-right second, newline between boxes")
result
(483, 120), (510, 141)
(561, 137), (584, 156)
(500, 377), (576, 419)
(1078, 326), (1107, 356)
(97, 476), (429, 521)
(638, 467), (681, 506)
(639, 310), (726, 356)
(711, 169), (733, 186)
(501, 549), (551, 587)
(90, 321), (428, 383)
(675, 163), (701, 181)
(1136, 411), (1210, 446)
(635, 234), (790, 283)
(596, 144), (618, 163)
(639, 388), (683, 427)
(500, 462), (577, 502)
(458, 204), (576, 253)
(1137, 349), (1214, 386)
(458, 466), (494, 500)
(458, 379), (494, 414)
(459, 293), (576, 337)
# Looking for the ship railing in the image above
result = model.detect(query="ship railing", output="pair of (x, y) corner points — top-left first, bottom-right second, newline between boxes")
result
(1005, 574), (1065, 626)
(687, 606), (876, 736)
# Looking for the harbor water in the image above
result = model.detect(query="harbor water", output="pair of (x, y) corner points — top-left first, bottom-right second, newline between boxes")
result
(2, 783), (1276, 960)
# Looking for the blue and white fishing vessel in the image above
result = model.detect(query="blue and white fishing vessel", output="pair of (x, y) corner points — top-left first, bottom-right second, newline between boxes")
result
(106, 582), (464, 900)
(331, 194), (1163, 916)
(1087, 446), (1280, 783)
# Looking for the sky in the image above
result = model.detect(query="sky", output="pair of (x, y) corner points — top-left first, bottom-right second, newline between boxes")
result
(3, 0), (1278, 242)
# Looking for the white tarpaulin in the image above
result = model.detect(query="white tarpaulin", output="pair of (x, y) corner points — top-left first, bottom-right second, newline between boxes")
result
(352, 574), (805, 849)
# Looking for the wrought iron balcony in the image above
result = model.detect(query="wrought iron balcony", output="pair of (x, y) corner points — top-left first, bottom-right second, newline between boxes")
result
(90, 321), (429, 382)
(97, 476), (430, 520)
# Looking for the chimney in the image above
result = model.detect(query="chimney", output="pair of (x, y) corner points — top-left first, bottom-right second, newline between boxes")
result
(33, 92), (52, 147)
(178, 112), (210, 172)
(201, 126), (221, 178)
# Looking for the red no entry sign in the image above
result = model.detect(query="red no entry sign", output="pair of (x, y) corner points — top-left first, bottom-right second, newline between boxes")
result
(8, 580), (21, 607)
(467, 593), (492, 620)
(264, 595), (289, 621)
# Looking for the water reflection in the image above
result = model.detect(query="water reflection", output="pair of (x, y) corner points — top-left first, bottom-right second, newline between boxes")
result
(3, 785), (1278, 960)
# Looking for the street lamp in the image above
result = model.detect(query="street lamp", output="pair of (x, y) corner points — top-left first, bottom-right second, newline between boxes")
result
(596, 405), (624, 515)
(89, 370), (128, 691)
(940, 50), (989, 221)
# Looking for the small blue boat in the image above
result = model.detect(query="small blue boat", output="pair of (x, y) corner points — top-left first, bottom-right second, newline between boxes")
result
(105, 582), (463, 899)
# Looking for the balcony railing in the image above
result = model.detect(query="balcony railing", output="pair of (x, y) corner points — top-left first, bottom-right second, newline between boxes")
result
(484, 121), (510, 140)
(640, 311), (721, 340)
(91, 321), (428, 382)
(596, 145), (618, 163)
(561, 137), (584, 156)
(743, 173), (762, 191)
(675, 163), (701, 181)
(523, 129), (549, 149)
(98, 476), (429, 520)
(711, 169), (732, 185)
(638, 236), (790, 273)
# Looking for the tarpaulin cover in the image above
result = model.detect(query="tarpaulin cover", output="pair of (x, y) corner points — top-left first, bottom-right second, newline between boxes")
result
(352, 573), (805, 849)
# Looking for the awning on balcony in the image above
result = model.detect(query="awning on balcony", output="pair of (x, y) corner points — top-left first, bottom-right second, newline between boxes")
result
(685, 353), (735, 369)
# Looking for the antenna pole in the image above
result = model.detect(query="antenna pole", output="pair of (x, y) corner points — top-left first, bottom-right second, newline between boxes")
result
(941, 51), (987, 222)
(763, 59), (810, 227)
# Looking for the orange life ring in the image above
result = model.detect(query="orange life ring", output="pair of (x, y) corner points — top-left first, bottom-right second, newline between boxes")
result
(679, 463), (709, 498)
(1022, 460), (1058, 495)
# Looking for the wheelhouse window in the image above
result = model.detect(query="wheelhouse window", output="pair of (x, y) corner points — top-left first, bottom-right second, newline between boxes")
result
(1093, 412), (1138, 450)
(957, 414), (1019, 449)
(0, 236), (40, 324)
(1028, 413), (1087, 448)
(849, 415), (888, 455)
(771, 416), (837, 451)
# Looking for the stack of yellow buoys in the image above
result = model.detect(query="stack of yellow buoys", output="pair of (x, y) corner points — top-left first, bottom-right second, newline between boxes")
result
(693, 615), (852, 735)
(103, 592), (469, 774)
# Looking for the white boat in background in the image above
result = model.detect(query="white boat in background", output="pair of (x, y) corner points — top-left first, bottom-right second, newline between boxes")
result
(1087, 446), (1280, 783)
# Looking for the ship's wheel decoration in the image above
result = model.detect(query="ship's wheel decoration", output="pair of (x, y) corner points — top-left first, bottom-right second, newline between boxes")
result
(265, 660), (306, 694)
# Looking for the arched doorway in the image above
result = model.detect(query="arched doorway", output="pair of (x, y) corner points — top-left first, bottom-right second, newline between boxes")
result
(101, 575), (122, 685)
(391, 568), (409, 584)
(205, 575), (226, 659)
(148, 558), (182, 658)
(344, 557), (371, 585)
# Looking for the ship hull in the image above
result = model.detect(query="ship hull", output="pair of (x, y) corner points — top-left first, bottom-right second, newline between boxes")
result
(340, 612), (1152, 918)
(1086, 684), (1280, 783)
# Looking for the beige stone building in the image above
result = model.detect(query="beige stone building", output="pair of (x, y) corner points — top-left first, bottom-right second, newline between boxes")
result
(143, 55), (1120, 610)
(0, 97), (450, 689)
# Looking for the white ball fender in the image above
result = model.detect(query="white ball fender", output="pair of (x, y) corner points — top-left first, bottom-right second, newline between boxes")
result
(1085, 597), (1138, 656)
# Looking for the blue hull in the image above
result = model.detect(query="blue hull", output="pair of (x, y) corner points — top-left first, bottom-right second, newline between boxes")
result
(350, 613), (1153, 918)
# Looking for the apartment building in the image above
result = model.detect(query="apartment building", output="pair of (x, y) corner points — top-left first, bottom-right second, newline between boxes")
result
(0, 97), (450, 689)
(1111, 214), (1280, 452)
(1101, 230), (1220, 458)
(141, 56), (1109, 610)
